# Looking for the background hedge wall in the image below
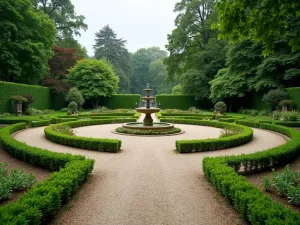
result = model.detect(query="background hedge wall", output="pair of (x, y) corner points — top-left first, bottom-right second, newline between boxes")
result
(286, 87), (300, 110)
(155, 95), (213, 110)
(0, 81), (64, 113)
(102, 94), (140, 109)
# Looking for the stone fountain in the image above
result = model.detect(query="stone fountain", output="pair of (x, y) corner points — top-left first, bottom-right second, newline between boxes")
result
(122, 85), (174, 131)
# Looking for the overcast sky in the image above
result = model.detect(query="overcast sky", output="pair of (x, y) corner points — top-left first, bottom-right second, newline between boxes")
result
(72, 0), (179, 56)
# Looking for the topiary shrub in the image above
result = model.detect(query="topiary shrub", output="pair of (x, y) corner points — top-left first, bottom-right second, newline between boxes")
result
(65, 87), (85, 109)
(214, 101), (227, 114)
(10, 96), (28, 103)
(68, 101), (78, 115)
(279, 99), (295, 111)
(262, 89), (287, 111)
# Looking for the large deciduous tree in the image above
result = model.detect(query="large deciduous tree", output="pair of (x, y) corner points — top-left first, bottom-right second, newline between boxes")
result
(67, 59), (119, 108)
(165, 0), (226, 100)
(32, 0), (87, 39)
(94, 25), (132, 93)
(42, 46), (82, 93)
(214, 0), (300, 55)
(0, 0), (56, 84)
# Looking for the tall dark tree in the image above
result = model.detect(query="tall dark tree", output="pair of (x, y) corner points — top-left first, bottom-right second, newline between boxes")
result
(33, 0), (87, 40)
(94, 25), (132, 93)
(42, 46), (82, 93)
(0, 0), (56, 84)
(165, 0), (226, 100)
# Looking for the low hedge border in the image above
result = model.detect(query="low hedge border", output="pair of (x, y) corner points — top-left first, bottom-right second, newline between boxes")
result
(0, 118), (33, 125)
(160, 118), (253, 153)
(160, 113), (232, 118)
(218, 118), (235, 123)
(58, 113), (136, 118)
(30, 120), (51, 128)
(115, 127), (181, 135)
(0, 123), (95, 224)
(273, 121), (300, 127)
(203, 123), (300, 224)
(45, 118), (136, 152)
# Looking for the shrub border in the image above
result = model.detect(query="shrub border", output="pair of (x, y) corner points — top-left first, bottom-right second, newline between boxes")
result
(44, 118), (136, 152)
(160, 118), (253, 153)
(203, 123), (300, 224)
(0, 123), (95, 224)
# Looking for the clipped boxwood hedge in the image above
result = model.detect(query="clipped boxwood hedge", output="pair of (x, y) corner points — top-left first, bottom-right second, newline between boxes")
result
(218, 118), (235, 123)
(30, 120), (50, 128)
(102, 94), (141, 109)
(0, 123), (95, 224)
(45, 118), (136, 152)
(273, 121), (300, 127)
(203, 123), (300, 224)
(160, 118), (253, 153)
(156, 95), (213, 109)
(0, 81), (64, 113)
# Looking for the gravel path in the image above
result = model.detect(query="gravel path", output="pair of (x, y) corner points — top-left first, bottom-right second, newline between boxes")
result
(12, 121), (287, 225)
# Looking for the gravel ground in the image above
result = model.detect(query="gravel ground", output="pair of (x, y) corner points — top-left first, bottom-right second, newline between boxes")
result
(12, 118), (287, 225)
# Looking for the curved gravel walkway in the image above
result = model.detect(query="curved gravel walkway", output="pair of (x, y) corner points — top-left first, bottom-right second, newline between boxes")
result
(13, 122), (287, 225)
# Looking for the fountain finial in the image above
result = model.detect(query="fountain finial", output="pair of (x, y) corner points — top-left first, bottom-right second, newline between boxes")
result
(147, 83), (150, 89)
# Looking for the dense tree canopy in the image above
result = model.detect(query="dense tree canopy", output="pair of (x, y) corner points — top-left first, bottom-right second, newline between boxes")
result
(165, 0), (226, 99)
(214, 0), (300, 55)
(94, 25), (132, 93)
(42, 46), (82, 93)
(33, 0), (87, 39)
(130, 47), (168, 94)
(0, 0), (56, 84)
(67, 59), (119, 108)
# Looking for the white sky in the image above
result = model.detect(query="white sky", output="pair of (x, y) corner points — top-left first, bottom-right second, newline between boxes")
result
(72, 0), (179, 56)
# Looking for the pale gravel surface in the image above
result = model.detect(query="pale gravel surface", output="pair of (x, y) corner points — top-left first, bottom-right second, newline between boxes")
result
(12, 117), (288, 225)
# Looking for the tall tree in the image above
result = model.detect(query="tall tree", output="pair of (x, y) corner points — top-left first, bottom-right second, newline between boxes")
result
(130, 47), (168, 94)
(94, 25), (132, 93)
(165, 0), (226, 99)
(33, 0), (87, 39)
(214, 0), (300, 55)
(41, 46), (82, 93)
(0, 0), (56, 84)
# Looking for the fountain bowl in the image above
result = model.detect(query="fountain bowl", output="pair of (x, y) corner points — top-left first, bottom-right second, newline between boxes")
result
(122, 122), (175, 132)
(136, 107), (160, 114)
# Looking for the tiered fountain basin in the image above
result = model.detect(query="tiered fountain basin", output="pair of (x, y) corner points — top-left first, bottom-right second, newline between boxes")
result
(119, 85), (180, 135)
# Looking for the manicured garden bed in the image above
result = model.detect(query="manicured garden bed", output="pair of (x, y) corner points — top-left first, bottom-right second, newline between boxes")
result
(44, 118), (136, 152)
(161, 118), (253, 153)
(203, 123), (300, 224)
(0, 123), (94, 224)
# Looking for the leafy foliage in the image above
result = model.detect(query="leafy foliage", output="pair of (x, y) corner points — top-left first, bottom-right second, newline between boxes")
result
(130, 47), (168, 94)
(262, 89), (287, 110)
(68, 101), (78, 114)
(67, 59), (119, 108)
(42, 47), (82, 93)
(33, 0), (87, 39)
(214, 0), (300, 55)
(0, 162), (36, 202)
(0, 0), (56, 84)
(214, 101), (227, 114)
(65, 88), (84, 108)
(94, 25), (132, 93)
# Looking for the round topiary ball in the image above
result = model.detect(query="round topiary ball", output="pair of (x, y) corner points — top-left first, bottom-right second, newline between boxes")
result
(68, 101), (78, 114)
(214, 101), (227, 114)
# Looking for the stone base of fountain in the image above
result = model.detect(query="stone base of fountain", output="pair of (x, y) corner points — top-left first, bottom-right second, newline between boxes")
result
(122, 122), (174, 132)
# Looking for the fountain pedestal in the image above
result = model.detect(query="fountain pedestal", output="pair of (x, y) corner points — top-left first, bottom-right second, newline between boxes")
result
(122, 85), (174, 132)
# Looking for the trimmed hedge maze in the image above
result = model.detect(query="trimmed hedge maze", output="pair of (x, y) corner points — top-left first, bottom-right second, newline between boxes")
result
(0, 123), (95, 224)
(160, 118), (253, 153)
(45, 118), (136, 152)
(203, 123), (300, 224)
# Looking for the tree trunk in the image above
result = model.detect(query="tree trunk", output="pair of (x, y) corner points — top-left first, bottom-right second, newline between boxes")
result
(92, 98), (100, 108)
